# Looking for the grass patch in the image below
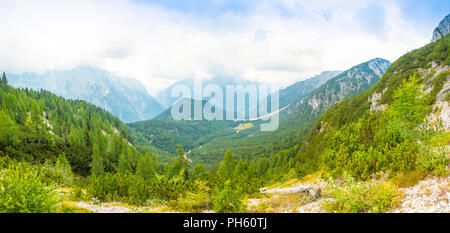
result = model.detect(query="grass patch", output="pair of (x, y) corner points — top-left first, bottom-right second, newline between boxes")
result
(300, 170), (325, 184)
(445, 92), (450, 102)
(249, 193), (307, 213)
(321, 175), (400, 213)
(53, 201), (92, 213)
(235, 123), (255, 131)
(390, 170), (429, 188)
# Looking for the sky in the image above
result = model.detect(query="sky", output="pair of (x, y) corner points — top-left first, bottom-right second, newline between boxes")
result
(0, 0), (448, 95)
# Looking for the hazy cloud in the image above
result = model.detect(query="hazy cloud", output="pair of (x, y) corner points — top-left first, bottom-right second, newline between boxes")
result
(0, 0), (446, 95)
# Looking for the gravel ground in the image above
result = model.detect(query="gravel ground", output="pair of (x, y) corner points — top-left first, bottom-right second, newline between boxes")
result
(389, 176), (449, 213)
(76, 202), (132, 213)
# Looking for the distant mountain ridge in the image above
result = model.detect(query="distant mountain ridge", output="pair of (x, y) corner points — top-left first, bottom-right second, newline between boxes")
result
(279, 71), (342, 108)
(156, 76), (262, 109)
(8, 66), (165, 123)
(305, 58), (391, 113)
(431, 13), (450, 42)
(130, 58), (391, 165)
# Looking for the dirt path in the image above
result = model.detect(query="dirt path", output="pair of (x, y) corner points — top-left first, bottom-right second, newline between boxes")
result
(75, 202), (132, 213)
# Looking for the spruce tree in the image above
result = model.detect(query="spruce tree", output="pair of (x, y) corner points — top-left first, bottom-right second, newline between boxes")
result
(217, 149), (236, 180)
(193, 161), (205, 180)
(55, 153), (73, 185)
(90, 144), (104, 177)
(1, 72), (7, 86)
(136, 151), (156, 180)
(117, 152), (132, 173)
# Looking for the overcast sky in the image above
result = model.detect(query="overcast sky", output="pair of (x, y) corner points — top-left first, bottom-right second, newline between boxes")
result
(0, 0), (448, 95)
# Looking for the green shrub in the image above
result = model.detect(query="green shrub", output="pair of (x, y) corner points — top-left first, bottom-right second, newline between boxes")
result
(416, 144), (449, 176)
(87, 172), (148, 205)
(390, 170), (429, 188)
(43, 153), (74, 186)
(0, 162), (58, 213)
(168, 181), (210, 212)
(444, 92), (450, 102)
(70, 186), (86, 201)
(320, 75), (445, 179)
(321, 175), (400, 213)
(212, 180), (245, 213)
(86, 172), (182, 205)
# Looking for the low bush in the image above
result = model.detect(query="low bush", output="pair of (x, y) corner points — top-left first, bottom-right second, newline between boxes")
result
(0, 162), (58, 213)
(321, 174), (400, 213)
(212, 180), (245, 213)
(390, 170), (429, 188)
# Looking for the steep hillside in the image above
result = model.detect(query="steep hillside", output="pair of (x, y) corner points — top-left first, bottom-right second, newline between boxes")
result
(128, 118), (237, 153)
(278, 71), (342, 109)
(304, 58), (390, 114)
(0, 75), (156, 175)
(128, 71), (342, 157)
(8, 66), (164, 123)
(291, 34), (449, 176)
(185, 58), (390, 166)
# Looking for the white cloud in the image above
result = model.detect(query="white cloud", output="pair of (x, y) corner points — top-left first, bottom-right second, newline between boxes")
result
(0, 0), (432, 95)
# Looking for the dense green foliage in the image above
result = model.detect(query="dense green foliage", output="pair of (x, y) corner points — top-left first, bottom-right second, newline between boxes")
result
(321, 75), (448, 179)
(0, 158), (57, 213)
(0, 33), (448, 213)
(322, 175), (400, 213)
(128, 119), (236, 153)
(288, 34), (449, 178)
(0, 76), (142, 176)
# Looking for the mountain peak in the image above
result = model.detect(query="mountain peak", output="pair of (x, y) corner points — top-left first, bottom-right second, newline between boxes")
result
(431, 13), (450, 42)
(366, 58), (391, 77)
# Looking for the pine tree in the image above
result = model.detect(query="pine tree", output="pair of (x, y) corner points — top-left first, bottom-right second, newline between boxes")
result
(1, 72), (7, 86)
(391, 74), (427, 126)
(90, 144), (104, 177)
(0, 109), (19, 149)
(193, 161), (205, 180)
(233, 158), (246, 178)
(168, 144), (189, 179)
(136, 151), (156, 180)
(55, 153), (73, 185)
(117, 152), (132, 173)
(217, 149), (236, 180)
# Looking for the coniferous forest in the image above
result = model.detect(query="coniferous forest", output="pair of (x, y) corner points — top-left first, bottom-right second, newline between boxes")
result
(0, 3), (449, 215)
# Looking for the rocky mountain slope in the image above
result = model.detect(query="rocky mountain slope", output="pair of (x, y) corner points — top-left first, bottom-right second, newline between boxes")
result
(277, 71), (342, 110)
(291, 32), (449, 184)
(168, 58), (390, 165)
(305, 58), (390, 114)
(432, 13), (450, 42)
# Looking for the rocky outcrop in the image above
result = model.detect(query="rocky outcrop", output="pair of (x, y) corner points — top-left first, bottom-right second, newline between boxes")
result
(307, 58), (390, 112)
(369, 88), (387, 112)
(431, 14), (450, 42)
(421, 64), (450, 131)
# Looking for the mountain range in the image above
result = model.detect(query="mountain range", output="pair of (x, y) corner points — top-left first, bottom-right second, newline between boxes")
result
(8, 66), (165, 123)
(0, 12), (448, 214)
(127, 58), (391, 165)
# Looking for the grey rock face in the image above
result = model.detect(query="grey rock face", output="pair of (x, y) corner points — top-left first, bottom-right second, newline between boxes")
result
(431, 14), (450, 42)
(306, 58), (391, 112)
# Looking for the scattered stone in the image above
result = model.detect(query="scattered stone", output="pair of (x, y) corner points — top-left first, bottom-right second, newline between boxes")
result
(389, 176), (449, 213)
